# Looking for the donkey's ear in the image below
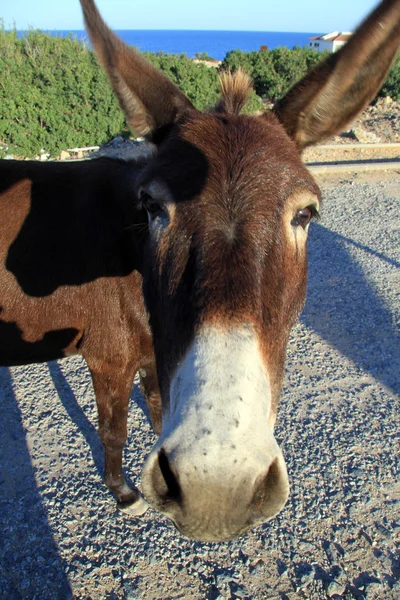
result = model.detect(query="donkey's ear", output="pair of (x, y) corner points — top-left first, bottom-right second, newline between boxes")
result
(273, 0), (400, 151)
(80, 0), (196, 138)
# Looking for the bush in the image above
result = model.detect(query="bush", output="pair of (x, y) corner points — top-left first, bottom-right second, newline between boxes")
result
(0, 26), (398, 158)
(0, 29), (264, 158)
(220, 46), (329, 101)
(380, 54), (400, 100)
(142, 51), (221, 111)
(142, 52), (263, 113)
(0, 26), (126, 157)
(221, 46), (400, 102)
(194, 52), (216, 61)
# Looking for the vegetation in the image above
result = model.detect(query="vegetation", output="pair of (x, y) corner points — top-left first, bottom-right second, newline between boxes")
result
(220, 46), (328, 101)
(0, 27), (126, 158)
(0, 26), (398, 158)
(380, 53), (400, 100)
(142, 50), (221, 111)
(142, 51), (263, 114)
(194, 51), (216, 61)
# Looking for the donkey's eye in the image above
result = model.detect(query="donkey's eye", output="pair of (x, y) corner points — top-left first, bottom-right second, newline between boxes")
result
(292, 206), (318, 229)
(140, 191), (164, 219)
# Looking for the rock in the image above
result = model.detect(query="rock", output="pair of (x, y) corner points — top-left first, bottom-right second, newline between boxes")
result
(374, 522), (391, 538)
(91, 137), (153, 161)
(60, 150), (70, 160)
(298, 566), (314, 588)
(216, 573), (237, 587)
(365, 582), (383, 599)
(112, 136), (124, 147)
(341, 129), (358, 140)
(326, 579), (346, 597)
(323, 541), (339, 564)
(350, 127), (382, 143)
(230, 584), (248, 598)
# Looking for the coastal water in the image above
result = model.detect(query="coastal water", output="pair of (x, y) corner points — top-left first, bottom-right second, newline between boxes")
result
(26, 30), (320, 60)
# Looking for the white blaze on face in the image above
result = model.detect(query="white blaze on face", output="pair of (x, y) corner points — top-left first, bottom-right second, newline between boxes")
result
(158, 325), (282, 485)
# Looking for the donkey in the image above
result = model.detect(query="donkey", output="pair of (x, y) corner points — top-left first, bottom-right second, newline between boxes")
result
(0, 155), (160, 516)
(1, 0), (399, 541)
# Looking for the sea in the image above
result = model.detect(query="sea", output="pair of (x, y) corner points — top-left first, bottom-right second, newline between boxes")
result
(24, 30), (320, 61)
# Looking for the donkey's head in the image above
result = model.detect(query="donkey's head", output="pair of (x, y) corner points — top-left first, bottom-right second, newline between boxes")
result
(80, 0), (400, 541)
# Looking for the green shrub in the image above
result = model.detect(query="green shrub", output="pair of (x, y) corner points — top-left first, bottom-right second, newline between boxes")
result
(221, 46), (400, 102)
(142, 51), (264, 113)
(220, 46), (330, 101)
(0, 25), (398, 158)
(142, 51), (221, 110)
(220, 49), (278, 100)
(380, 54), (400, 100)
(0, 29), (264, 157)
(194, 52), (216, 61)
(0, 26), (126, 157)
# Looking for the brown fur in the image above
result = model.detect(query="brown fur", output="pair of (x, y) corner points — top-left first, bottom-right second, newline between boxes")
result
(80, 0), (196, 137)
(1, 0), (398, 541)
(79, 0), (398, 541)
(138, 109), (319, 414)
(216, 69), (252, 115)
(273, 0), (400, 149)
(0, 157), (162, 508)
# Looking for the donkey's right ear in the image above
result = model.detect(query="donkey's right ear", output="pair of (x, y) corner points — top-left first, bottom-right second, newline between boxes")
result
(80, 0), (196, 139)
(273, 0), (400, 152)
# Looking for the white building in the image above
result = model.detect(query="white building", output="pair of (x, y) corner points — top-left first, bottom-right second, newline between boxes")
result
(309, 32), (352, 53)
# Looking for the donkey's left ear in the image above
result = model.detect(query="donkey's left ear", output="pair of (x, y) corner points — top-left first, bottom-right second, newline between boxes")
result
(80, 0), (196, 139)
(273, 0), (400, 152)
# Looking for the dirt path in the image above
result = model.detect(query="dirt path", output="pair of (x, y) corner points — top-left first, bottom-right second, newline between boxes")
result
(0, 171), (399, 599)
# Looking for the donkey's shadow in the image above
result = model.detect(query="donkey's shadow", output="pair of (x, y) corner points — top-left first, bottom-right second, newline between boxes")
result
(0, 361), (151, 599)
(46, 360), (153, 477)
(302, 222), (399, 396)
(0, 220), (397, 598)
(0, 367), (72, 599)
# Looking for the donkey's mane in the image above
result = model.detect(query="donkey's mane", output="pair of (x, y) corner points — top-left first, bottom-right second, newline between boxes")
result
(216, 69), (252, 115)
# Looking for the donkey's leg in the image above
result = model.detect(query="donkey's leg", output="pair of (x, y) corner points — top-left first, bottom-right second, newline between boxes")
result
(89, 364), (148, 515)
(139, 360), (162, 436)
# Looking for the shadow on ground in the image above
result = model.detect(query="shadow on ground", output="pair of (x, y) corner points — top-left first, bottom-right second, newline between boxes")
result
(302, 222), (399, 396)
(47, 361), (104, 476)
(0, 359), (153, 599)
(0, 367), (72, 600)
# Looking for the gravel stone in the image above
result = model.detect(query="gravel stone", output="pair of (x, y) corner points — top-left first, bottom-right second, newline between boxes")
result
(0, 164), (399, 598)
(326, 579), (346, 597)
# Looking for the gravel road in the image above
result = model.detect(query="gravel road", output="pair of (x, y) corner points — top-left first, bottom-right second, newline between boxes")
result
(0, 172), (399, 600)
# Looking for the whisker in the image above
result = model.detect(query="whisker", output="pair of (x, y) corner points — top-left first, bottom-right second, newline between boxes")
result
(124, 223), (149, 233)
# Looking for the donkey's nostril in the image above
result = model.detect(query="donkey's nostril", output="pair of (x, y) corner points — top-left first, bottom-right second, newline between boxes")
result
(251, 456), (289, 518)
(158, 449), (181, 501)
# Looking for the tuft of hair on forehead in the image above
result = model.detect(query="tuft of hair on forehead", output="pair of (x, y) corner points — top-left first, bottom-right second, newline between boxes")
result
(215, 68), (253, 115)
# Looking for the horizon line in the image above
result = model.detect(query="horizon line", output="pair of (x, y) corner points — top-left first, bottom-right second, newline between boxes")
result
(8, 27), (323, 34)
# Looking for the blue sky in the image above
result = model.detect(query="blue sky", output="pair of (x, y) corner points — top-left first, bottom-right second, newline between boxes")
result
(2, 0), (380, 32)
